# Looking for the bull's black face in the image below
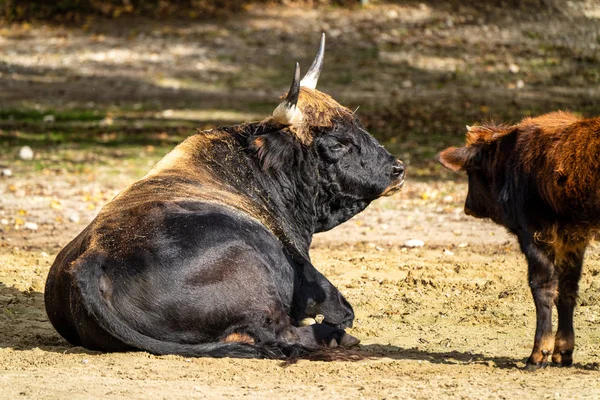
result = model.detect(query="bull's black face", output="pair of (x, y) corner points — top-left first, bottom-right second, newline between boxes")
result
(312, 118), (404, 231)
(315, 119), (404, 199)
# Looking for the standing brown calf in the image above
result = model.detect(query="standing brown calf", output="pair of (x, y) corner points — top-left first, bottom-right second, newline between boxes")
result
(437, 111), (600, 369)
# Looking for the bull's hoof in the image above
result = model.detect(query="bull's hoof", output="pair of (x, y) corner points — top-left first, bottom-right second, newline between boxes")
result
(324, 331), (359, 348)
(298, 318), (317, 327)
(338, 332), (360, 348)
(331, 318), (354, 330)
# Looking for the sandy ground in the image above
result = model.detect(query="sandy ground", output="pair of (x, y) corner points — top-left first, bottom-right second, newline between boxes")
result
(2, 2), (600, 399)
(2, 144), (600, 399)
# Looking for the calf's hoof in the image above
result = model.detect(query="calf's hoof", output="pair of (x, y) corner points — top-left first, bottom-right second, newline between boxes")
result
(525, 351), (551, 370)
(524, 361), (547, 371)
(552, 350), (573, 367)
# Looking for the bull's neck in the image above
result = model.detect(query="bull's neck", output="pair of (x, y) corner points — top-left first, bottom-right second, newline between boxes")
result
(191, 125), (371, 258)
(313, 188), (372, 233)
(187, 126), (317, 258)
(247, 155), (318, 258)
(244, 150), (373, 255)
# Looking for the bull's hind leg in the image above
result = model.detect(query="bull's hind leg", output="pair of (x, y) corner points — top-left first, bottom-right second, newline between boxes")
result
(291, 324), (360, 348)
(552, 243), (586, 367)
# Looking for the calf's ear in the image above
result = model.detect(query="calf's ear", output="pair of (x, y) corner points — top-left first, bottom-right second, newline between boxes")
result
(436, 146), (475, 171)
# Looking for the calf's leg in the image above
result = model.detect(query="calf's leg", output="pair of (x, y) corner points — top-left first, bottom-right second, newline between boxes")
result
(520, 236), (557, 369)
(552, 244), (585, 367)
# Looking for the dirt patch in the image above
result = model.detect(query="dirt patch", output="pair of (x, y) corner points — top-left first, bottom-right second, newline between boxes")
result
(2, 144), (600, 399)
(2, 2), (600, 398)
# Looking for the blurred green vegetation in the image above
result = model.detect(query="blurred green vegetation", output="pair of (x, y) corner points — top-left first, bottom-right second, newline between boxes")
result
(0, 0), (358, 21)
(4, 92), (597, 181)
(1, 1), (598, 181)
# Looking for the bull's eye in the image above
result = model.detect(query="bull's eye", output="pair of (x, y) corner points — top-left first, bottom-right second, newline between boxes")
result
(329, 142), (346, 152)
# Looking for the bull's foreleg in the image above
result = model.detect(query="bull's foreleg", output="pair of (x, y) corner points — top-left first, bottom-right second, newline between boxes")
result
(520, 236), (557, 369)
(288, 254), (354, 329)
(552, 244), (585, 367)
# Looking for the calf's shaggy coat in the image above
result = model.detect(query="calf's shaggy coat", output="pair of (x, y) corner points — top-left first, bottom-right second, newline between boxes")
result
(44, 35), (405, 359)
(437, 111), (600, 368)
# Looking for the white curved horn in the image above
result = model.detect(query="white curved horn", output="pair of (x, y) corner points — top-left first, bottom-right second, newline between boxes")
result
(273, 62), (303, 125)
(300, 33), (325, 89)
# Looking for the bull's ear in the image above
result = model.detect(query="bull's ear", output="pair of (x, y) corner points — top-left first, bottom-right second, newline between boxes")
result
(436, 146), (475, 172)
(250, 131), (300, 171)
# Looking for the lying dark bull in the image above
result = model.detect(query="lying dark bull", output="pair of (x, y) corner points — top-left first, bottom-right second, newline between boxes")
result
(436, 111), (600, 368)
(45, 35), (405, 358)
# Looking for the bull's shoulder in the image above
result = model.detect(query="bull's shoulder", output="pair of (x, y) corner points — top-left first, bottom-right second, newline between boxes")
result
(107, 171), (266, 226)
(143, 123), (261, 177)
(143, 132), (223, 179)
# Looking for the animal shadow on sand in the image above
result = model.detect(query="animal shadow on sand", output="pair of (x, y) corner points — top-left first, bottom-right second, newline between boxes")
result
(1, 282), (599, 370)
(0, 282), (98, 355)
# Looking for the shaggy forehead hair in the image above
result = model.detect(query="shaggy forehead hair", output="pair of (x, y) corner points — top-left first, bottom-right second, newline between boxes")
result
(465, 111), (581, 147)
(289, 87), (355, 144)
(465, 124), (511, 146)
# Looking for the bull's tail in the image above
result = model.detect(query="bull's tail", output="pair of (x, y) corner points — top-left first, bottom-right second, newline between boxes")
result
(74, 254), (309, 359)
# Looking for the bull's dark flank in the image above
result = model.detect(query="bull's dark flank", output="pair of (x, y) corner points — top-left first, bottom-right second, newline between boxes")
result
(44, 34), (405, 359)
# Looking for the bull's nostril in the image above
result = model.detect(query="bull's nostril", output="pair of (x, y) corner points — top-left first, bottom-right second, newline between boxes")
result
(391, 161), (405, 179)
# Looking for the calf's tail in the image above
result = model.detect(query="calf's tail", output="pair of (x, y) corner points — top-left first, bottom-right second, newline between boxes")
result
(74, 254), (308, 359)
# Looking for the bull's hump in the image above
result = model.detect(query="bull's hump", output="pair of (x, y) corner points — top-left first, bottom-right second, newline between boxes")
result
(143, 138), (196, 179)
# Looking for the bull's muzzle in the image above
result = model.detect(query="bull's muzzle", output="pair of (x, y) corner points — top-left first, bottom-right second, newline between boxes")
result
(381, 159), (405, 197)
